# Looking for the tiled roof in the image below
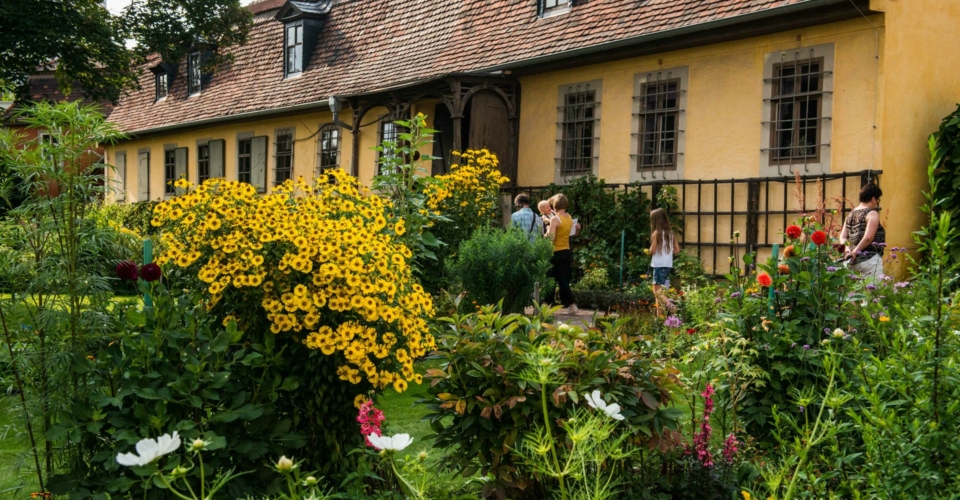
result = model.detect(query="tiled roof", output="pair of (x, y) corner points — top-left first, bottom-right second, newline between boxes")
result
(109, 0), (810, 134)
(2, 73), (112, 123)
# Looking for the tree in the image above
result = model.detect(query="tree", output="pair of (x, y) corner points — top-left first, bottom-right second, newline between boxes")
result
(0, 0), (252, 104)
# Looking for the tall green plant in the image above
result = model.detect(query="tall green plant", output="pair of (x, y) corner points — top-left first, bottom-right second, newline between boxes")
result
(926, 104), (960, 264)
(371, 113), (445, 271)
(0, 101), (124, 493)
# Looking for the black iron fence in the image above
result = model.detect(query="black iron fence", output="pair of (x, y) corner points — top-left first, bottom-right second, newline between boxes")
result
(502, 170), (880, 276)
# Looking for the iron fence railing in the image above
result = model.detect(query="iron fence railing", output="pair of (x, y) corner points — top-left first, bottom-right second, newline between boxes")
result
(502, 170), (881, 276)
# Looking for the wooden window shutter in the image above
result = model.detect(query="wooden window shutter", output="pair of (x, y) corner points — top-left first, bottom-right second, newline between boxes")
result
(137, 152), (150, 201)
(251, 135), (268, 192)
(209, 139), (225, 178)
(174, 147), (188, 183)
(115, 152), (126, 201)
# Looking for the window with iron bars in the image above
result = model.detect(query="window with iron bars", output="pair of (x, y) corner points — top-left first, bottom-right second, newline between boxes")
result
(769, 58), (824, 164)
(164, 149), (177, 195)
(275, 128), (294, 184)
(317, 123), (340, 173)
(636, 78), (680, 170)
(238, 138), (252, 184)
(377, 119), (400, 175)
(557, 86), (598, 177)
(197, 143), (210, 182)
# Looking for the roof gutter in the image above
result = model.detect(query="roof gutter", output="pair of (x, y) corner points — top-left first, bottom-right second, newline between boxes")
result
(478, 0), (847, 73)
(121, 100), (331, 139)
(123, 0), (847, 136)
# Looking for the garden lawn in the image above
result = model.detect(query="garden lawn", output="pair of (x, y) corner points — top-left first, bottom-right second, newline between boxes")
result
(375, 360), (439, 459)
(0, 396), (39, 497)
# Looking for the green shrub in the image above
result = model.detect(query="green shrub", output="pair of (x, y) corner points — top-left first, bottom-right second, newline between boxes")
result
(447, 227), (553, 313)
(47, 284), (316, 498)
(423, 306), (683, 499)
(573, 266), (609, 291)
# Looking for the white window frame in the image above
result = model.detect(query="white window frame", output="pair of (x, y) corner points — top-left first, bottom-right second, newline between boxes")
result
(188, 52), (202, 96)
(540, 0), (571, 18)
(155, 72), (168, 101)
(285, 22), (304, 77)
(760, 43), (834, 177)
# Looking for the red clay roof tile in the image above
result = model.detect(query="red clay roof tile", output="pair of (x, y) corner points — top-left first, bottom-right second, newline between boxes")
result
(109, 0), (808, 134)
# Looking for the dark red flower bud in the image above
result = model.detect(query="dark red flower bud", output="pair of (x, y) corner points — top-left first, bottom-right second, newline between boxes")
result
(139, 263), (162, 282)
(116, 261), (139, 281)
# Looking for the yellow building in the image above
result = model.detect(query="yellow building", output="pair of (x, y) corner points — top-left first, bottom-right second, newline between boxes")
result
(105, 0), (960, 274)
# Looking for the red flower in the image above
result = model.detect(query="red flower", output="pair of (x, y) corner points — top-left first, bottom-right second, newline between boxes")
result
(116, 261), (138, 281)
(686, 328), (697, 335)
(757, 272), (773, 287)
(139, 263), (162, 282)
(811, 230), (827, 246)
(786, 225), (803, 239)
(778, 264), (790, 275)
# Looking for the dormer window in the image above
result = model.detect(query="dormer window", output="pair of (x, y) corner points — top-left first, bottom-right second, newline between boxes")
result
(188, 52), (202, 95)
(155, 73), (168, 101)
(540, 0), (571, 17)
(285, 22), (304, 76)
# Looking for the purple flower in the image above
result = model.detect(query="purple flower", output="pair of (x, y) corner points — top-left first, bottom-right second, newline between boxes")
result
(803, 344), (810, 350)
(763, 343), (770, 350)
(826, 266), (837, 272)
(664, 315), (683, 328)
(801, 257), (811, 262)
(866, 284), (877, 291)
(730, 292), (741, 299)
(895, 281), (910, 289)
(850, 275), (863, 281)
(798, 405), (804, 413)
(714, 297), (722, 304)
(823, 327), (831, 334)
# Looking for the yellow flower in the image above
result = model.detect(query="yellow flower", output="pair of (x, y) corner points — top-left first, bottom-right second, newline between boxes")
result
(879, 315), (890, 323)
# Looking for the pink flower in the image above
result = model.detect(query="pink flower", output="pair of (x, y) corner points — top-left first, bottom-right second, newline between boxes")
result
(357, 401), (385, 447)
(722, 433), (739, 463)
(692, 384), (716, 467)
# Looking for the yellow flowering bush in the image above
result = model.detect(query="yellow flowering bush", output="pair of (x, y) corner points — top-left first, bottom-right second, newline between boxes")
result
(426, 149), (509, 223)
(150, 170), (434, 393)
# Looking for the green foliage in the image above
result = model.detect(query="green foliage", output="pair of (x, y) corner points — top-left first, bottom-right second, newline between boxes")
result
(123, 0), (253, 78)
(371, 113), (445, 273)
(423, 306), (683, 499)
(1, 0), (251, 103)
(0, 101), (125, 493)
(926, 103), (960, 264)
(572, 266), (609, 291)
(447, 227), (553, 314)
(539, 175), (652, 277)
(48, 284), (309, 498)
(570, 289), (654, 313)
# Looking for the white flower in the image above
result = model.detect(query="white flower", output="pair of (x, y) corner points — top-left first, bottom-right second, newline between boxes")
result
(367, 433), (414, 451)
(276, 455), (296, 473)
(832, 328), (845, 338)
(583, 390), (625, 421)
(116, 432), (181, 467)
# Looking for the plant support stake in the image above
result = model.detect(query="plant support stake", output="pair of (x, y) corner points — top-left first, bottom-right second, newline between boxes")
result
(143, 238), (153, 307)
(620, 229), (626, 293)
(769, 243), (779, 314)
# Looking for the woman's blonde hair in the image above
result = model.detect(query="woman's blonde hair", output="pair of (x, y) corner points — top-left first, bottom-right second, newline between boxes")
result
(549, 193), (568, 211)
(650, 208), (673, 249)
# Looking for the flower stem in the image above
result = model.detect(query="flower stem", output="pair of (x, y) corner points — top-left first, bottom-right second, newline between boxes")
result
(541, 385), (568, 500)
(156, 473), (197, 500)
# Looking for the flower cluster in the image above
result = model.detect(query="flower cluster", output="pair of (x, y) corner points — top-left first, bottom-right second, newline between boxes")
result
(692, 384), (715, 467)
(357, 400), (386, 447)
(722, 433), (739, 463)
(425, 149), (509, 221)
(150, 171), (435, 392)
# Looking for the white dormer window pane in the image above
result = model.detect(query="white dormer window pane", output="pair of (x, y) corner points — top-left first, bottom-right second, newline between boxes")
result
(155, 73), (168, 100)
(188, 53), (201, 95)
(285, 23), (303, 76)
(542, 0), (570, 14)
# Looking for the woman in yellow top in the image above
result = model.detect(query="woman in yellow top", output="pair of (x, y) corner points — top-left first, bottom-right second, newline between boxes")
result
(545, 193), (578, 315)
